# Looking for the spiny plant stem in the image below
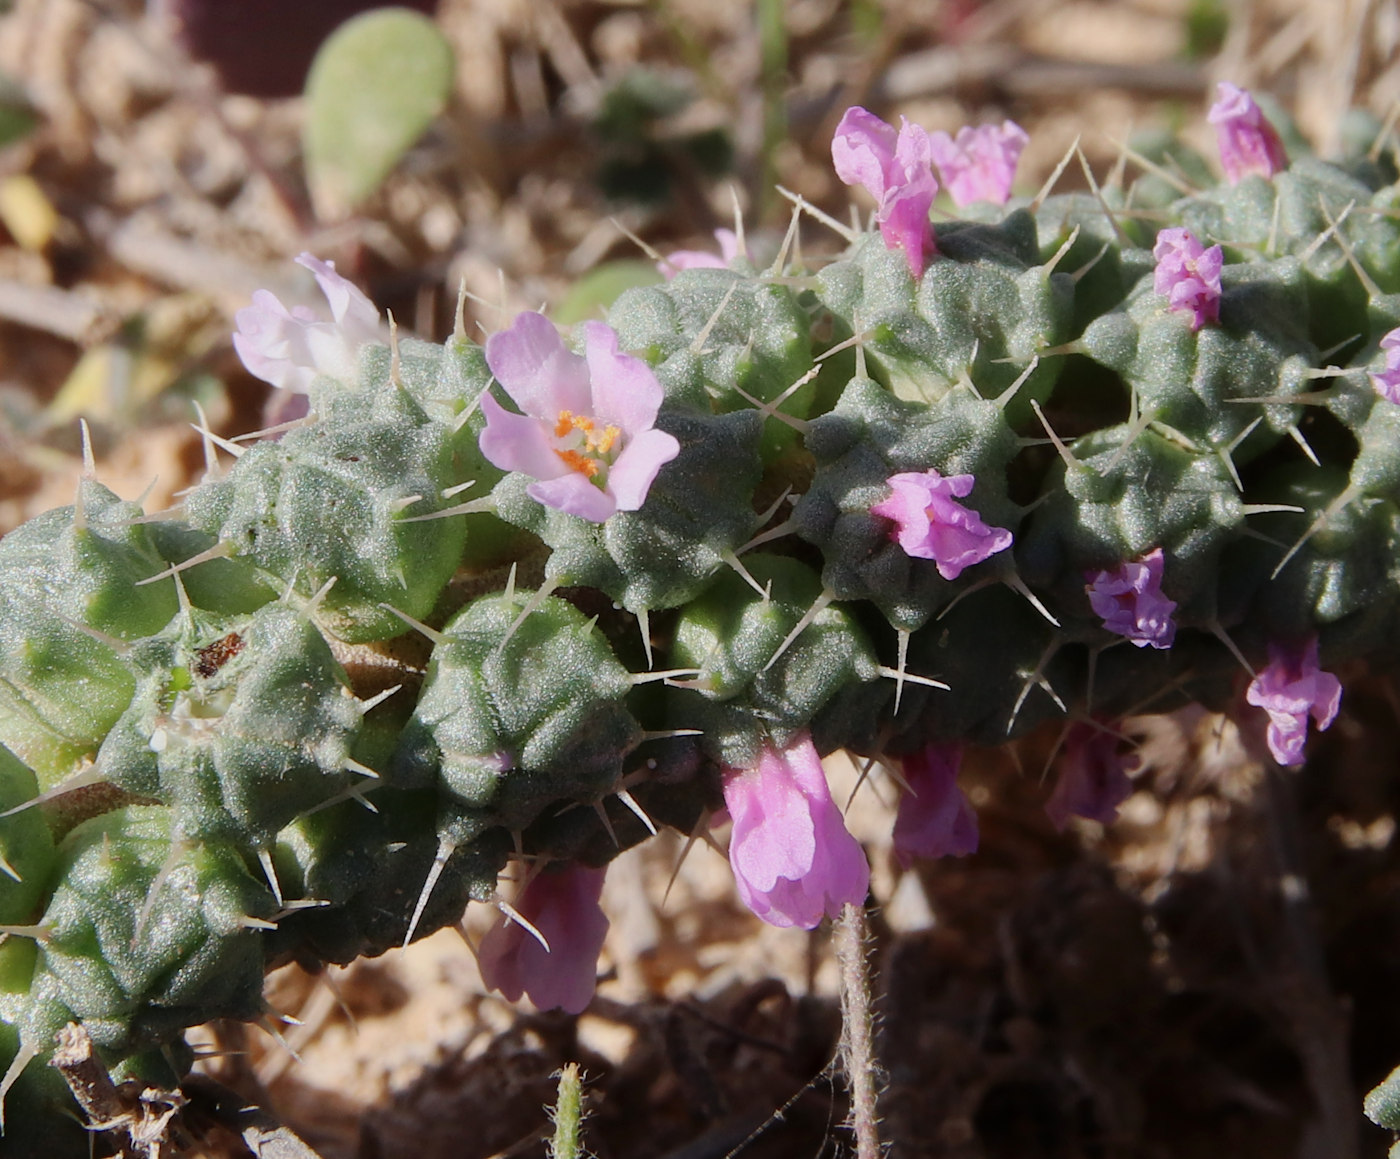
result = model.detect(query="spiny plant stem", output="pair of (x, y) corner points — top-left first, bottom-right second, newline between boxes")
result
(549, 1062), (584, 1159)
(835, 901), (881, 1159)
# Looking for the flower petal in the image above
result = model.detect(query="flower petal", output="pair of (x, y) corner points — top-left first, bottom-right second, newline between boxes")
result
(607, 428), (680, 512)
(478, 392), (571, 480)
(527, 473), (617, 523)
(580, 320), (665, 433)
(485, 311), (592, 419)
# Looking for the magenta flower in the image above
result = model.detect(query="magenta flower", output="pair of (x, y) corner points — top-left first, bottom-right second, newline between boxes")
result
(1370, 328), (1400, 405)
(1208, 82), (1287, 184)
(1085, 547), (1178, 649)
(233, 253), (382, 394)
(723, 733), (870, 930)
(1244, 637), (1342, 766)
(1045, 722), (1138, 831)
(928, 121), (1029, 207)
(480, 312), (681, 523)
(870, 469), (1013, 581)
(891, 742), (978, 867)
(477, 864), (609, 1014)
(1153, 227), (1223, 331)
(832, 106), (939, 277)
(659, 228), (740, 278)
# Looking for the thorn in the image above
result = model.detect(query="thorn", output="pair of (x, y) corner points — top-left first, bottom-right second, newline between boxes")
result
(230, 414), (318, 443)
(498, 576), (561, 651)
(398, 496), (496, 523)
(1003, 572), (1061, 627)
(1070, 241), (1113, 284)
(629, 668), (703, 686)
(503, 562), (517, 604)
(0, 924), (49, 941)
(727, 378), (809, 432)
(689, 282), (738, 356)
(1029, 397), (1078, 470)
(1208, 618), (1255, 678)
(1031, 134), (1081, 212)
(1242, 503), (1306, 515)
(1297, 199), (1356, 264)
(188, 420), (246, 460)
(994, 355), (1042, 410)
(1270, 485), (1360, 580)
(935, 575), (997, 621)
(720, 549), (768, 598)
(344, 757), (380, 779)
(496, 898), (551, 954)
(1318, 197), (1381, 297)
(378, 603), (447, 645)
(610, 217), (665, 263)
(893, 628), (910, 715)
(1287, 424), (1321, 467)
(388, 494), (424, 515)
(0, 763), (106, 819)
(1266, 192), (1284, 257)
(1103, 409), (1155, 476)
(135, 540), (235, 586)
(634, 606), (654, 671)
(442, 479), (477, 500)
(0, 853), (18, 884)
(877, 663), (948, 692)
(615, 789), (657, 836)
(844, 754), (878, 812)
(0, 1040), (41, 1130)
(774, 184), (859, 242)
(387, 311), (405, 390)
(255, 1015), (302, 1064)
(1076, 145), (1129, 245)
(640, 728), (704, 741)
(1040, 225), (1081, 278)
(404, 837), (456, 949)
(257, 848), (284, 907)
(50, 609), (131, 655)
(762, 589), (835, 673)
(1107, 136), (1199, 195)
(78, 418), (96, 478)
(358, 684), (403, 714)
(767, 199), (803, 278)
(738, 517), (798, 555)
(1008, 639), (1064, 734)
(453, 276), (470, 343)
(133, 838), (191, 949)
(239, 915), (279, 931)
(1218, 416), (1264, 492)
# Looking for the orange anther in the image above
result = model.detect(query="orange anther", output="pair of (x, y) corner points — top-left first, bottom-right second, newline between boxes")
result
(555, 410), (575, 438)
(555, 448), (600, 478)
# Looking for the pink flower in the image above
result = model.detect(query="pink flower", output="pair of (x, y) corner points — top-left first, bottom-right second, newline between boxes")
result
(477, 864), (609, 1014)
(1207, 82), (1287, 184)
(1045, 722), (1137, 831)
(870, 469), (1013, 581)
(233, 253), (381, 394)
(723, 734), (870, 930)
(480, 312), (681, 523)
(1085, 547), (1178, 649)
(659, 228), (739, 278)
(832, 106), (939, 277)
(1370, 328), (1400, 404)
(891, 742), (978, 867)
(1244, 637), (1342, 766)
(1153, 228), (1223, 331)
(928, 121), (1029, 207)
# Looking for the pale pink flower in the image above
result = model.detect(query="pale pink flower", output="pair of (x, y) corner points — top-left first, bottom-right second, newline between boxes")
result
(1045, 722), (1138, 831)
(1153, 227), (1223, 331)
(1245, 637), (1342, 766)
(891, 742), (978, 867)
(723, 734), (870, 929)
(928, 121), (1029, 206)
(1207, 83), (1287, 184)
(1085, 547), (1178, 649)
(1370, 328), (1400, 405)
(659, 228), (739, 278)
(870, 469), (1013, 581)
(480, 312), (681, 523)
(832, 106), (939, 277)
(477, 864), (609, 1014)
(233, 253), (381, 394)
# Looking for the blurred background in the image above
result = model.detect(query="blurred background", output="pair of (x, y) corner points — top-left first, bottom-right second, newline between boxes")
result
(1, 1), (1400, 1156)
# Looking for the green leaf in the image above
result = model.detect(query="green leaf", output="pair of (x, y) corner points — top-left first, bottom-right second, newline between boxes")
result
(303, 8), (454, 219)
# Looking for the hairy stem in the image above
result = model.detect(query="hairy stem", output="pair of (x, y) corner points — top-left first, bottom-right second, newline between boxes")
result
(835, 901), (881, 1159)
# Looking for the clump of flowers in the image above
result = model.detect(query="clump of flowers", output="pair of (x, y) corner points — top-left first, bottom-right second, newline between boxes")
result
(891, 742), (978, 867)
(477, 864), (610, 1015)
(480, 312), (681, 523)
(1245, 637), (1342, 766)
(871, 469), (1013, 580)
(660, 228), (739, 278)
(1085, 547), (1178, 649)
(1153, 228), (1223, 331)
(1045, 722), (1138, 831)
(233, 252), (382, 396)
(722, 734), (870, 929)
(832, 106), (939, 277)
(928, 121), (1029, 207)
(1371, 328), (1400, 404)
(1208, 82), (1288, 184)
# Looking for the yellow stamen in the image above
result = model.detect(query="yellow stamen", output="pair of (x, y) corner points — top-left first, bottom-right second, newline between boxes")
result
(591, 425), (621, 454)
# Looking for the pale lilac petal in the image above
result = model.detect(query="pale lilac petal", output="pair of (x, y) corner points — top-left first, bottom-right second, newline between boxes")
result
(1245, 637), (1342, 766)
(724, 734), (869, 930)
(294, 253), (380, 343)
(528, 473), (618, 523)
(1371, 326), (1400, 404)
(1045, 723), (1137, 830)
(485, 311), (592, 419)
(479, 393), (571, 480)
(929, 122), (1029, 206)
(892, 742), (978, 866)
(1085, 547), (1178, 649)
(871, 470), (1013, 580)
(715, 228), (740, 262)
(477, 865), (609, 1014)
(607, 428), (680, 512)
(580, 320), (664, 433)
(1207, 83), (1287, 184)
(660, 249), (729, 277)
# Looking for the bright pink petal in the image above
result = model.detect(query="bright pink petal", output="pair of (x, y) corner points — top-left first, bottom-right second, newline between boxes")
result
(485, 311), (592, 419)
(1207, 83), (1287, 184)
(528, 473), (617, 523)
(832, 106), (900, 198)
(607, 428), (680, 512)
(479, 392), (571, 480)
(892, 742), (978, 866)
(1245, 637), (1342, 765)
(1085, 547), (1178, 649)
